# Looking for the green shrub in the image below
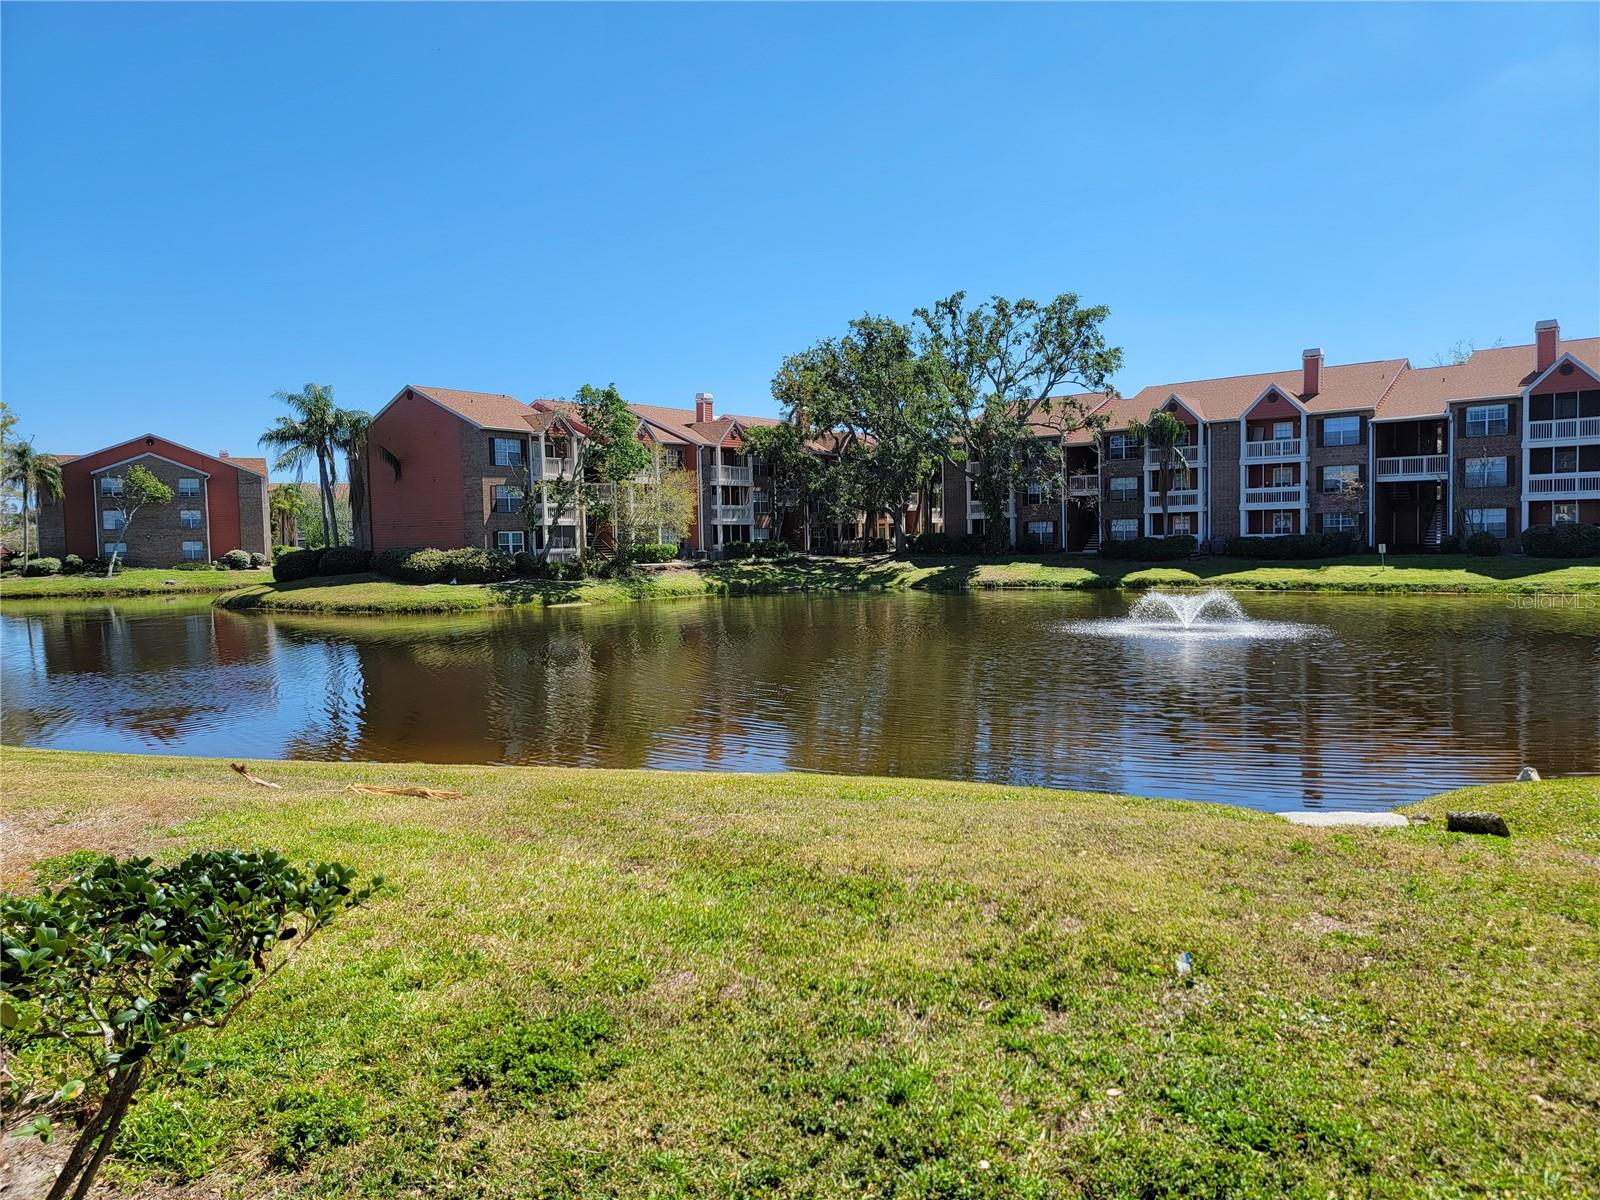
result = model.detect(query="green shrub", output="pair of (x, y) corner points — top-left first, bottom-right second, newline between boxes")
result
(166, 561), (221, 572)
(80, 557), (121, 576)
(20, 557), (61, 576)
(317, 546), (372, 576)
(249, 551), (270, 568)
(272, 545), (297, 561)
(633, 542), (679, 564)
(1101, 535), (1196, 561)
(1223, 532), (1360, 560)
(273, 549), (324, 582)
(1521, 523), (1600, 558)
(268, 1088), (368, 1168)
(720, 541), (756, 560)
(61, 554), (85, 574)
(219, 549), (253, 570)
(373, 547), (445, 582)
(909, 532), (985, 555)
(439, 547), (514, 583)
(1465, 531), (1503, 556)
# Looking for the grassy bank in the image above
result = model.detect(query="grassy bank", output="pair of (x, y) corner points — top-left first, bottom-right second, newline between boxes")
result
(206, 553), (1600, 614)
(3, 748), (1596, 1197)
(0, 566), (271, 600)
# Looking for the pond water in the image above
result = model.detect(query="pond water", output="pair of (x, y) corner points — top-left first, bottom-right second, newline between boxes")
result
(2, 590), (1596, 811)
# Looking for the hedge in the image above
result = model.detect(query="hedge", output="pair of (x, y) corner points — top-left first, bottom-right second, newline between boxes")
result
(1223, 532), (1361, 560)
(1100, 535), (1196, 562)
(273, 549), (324, 582)
(220, 549), (254, 570)
(633, 543), (678, 564)
(1521, 523), (1600, 559)
(317, 546), (372, 576)
(373, 547), (514, 584)
(20, 557), (62, 577)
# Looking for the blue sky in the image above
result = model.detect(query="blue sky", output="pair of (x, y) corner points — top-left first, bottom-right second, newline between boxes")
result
(3, 2), (1596, 477)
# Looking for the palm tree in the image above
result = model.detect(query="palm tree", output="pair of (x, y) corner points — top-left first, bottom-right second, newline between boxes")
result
(269, 482), (311, 546)
(1128, 409), (1190, 536)
(260, 385), (341, 547)
(333, 408), (373, 550)
(3, 441), (64, 567)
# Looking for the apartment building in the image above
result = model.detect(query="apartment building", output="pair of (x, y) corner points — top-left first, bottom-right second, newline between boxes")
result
(37, 434), (270, 564)
(947, 318), (1595, 552)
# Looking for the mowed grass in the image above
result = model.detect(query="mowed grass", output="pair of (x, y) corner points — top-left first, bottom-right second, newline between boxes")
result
(0, 566), (271, 599)
(206, 553), (1600, 615)
(3, 748), (1597, 1198)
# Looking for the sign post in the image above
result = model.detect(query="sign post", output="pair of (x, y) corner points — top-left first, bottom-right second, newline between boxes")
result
(1378, 542), (1387, 569)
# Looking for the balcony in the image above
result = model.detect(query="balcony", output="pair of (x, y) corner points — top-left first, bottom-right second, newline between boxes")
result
(1145, 489), (1200, 510)
(540, 456), (573, 479)
(1528, 417), (1600, 442)
(1146, 445), (1202, 470)
(1243, 486), (1305, 507)
(708, 463), (753, 486)
(710, 503), (754, 523)
(1375, 455), (1448, 482)
(1067, 475), (1100, 497)
(1526, 472), (1600, 497)
(1242, 438), (1303, 461)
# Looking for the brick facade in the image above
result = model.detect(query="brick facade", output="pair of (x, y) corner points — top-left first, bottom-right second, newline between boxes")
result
(1307, 414), (1369, 537)
(1451, 398), (1523, 548)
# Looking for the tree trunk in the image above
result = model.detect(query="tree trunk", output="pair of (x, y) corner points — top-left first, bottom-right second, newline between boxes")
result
(46, 1059), (145, 1200)
(21, 479), (31, 566)
(316, 451), (338, 548)
(346, 450), (369, 551)
(891, 504), (906, 554)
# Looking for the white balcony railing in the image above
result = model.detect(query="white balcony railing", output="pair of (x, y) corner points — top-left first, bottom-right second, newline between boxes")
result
(540, 456), (573, 479)
(1375, 455), (1449, 481)
(1243, 438), (1303, 460)
(1146, 445), (1202, 470)
(1067, 475), (1100, 497)
(710, 503), (754, 523)
(1146, 489), (1200, 509)
(1528, 417), (1600, 442)
(1243, 486), (1306, 506)
(1526, 472), (1600, 496)
(708, 463), (753, 486)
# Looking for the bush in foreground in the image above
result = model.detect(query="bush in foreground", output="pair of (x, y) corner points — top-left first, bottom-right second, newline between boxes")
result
(249, 551), (270, 568)
(220, 549), (254, 570)
(273, 548), (324, 582)
(0, 850), (379, 1200)
(1101, 535), (1196, 562)
(1521, 522), (1600, 558)
(1223, 532), (1360, 560)
(61, 555), (85, 575)
(373, 546), (515, 584)
(1465, 531), (1503, 556)
(20, 557), (62, 577)
(317, 546), (372, 576)
(633, 542), (678, 564)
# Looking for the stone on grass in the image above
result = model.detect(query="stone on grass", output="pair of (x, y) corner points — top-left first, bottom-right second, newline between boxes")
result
(1515, 767), (1542, 783)
(1278, 811), (1409, 828)
(1445, 811), (1511, 837)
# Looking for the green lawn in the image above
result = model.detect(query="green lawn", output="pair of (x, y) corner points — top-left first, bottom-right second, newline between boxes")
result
(0, 566), (272, 599)
(206, 553), (1600, 614)
(3, 748), (1597, 1197)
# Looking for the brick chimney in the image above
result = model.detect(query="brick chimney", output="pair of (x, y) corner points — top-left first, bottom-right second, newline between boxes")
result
(1302, 348), (1323, 398)
(1535, 319), (1560, 373)
(694, 392), (714, 422)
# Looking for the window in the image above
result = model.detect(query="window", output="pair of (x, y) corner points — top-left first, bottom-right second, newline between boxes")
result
(99, 475), (122, 496)
(1465, 404), (1509, 437)
(496, 530), (526, 554)
(1025, 520), (1055, 543)
(1321, 512), (1357, 533)
(181, 541), (205, 562)
(1025, 482), (1049, 504)
(1272, 511), (1295, 534)
(492, 437), (524, 467)
(1273, 420), (1296, 442)
(548, 527), (578, 550)
(1322, 415), (1360, 447)
(1464, 457), (1508, 487)
(102, 510), (125, 530)
(1465, 508), (1508, 538)
(103, 541), (127, 557)
(969, 517), (986, 537)
(492, 485), (524, 513)
(1552, 393), (1579, 420)
(1321, 464), (1359, 493)
(1553, 447), (1579, 474)
(1552, 502), (1579, 525)
(177, 478), (201, 498)
(1170, 514), (1192, 535)
(1110, 476), (1138, 500)
(180, 509), (202, 529)
(1111, 519), (1139, 541)
(1271, 465), (1295, 487)
(1107, 433), (1139, 460)
(663, 446), (685, 470)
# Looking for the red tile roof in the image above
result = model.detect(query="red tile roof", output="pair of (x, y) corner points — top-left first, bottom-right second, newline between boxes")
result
(1117, 358), (1409, 425)
(1375, 337), (1600, 420)
(409, 386), (547, 431)
(631, 402), (780, 447)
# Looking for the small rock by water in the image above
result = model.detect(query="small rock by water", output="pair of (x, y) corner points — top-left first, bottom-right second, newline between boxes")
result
(1516, 767), (1542, 783)
(1445, 811), (1511, 837)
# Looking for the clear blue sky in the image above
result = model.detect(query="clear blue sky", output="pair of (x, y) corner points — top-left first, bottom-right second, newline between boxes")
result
(3, 3), (1596, 477)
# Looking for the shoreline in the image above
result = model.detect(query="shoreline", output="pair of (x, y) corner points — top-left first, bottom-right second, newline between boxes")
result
(3, 553), (1595, 614)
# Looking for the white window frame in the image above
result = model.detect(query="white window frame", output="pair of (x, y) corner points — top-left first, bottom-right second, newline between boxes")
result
(1322, 415), (1360, 447)
(1110, 518), (1139, 542)
(181, 541), (206, 562)
(102, 510), (125, 530)
(1552, 502), (1578, 525)
(1025, 520), (1054, 540)
(1321, 464), (1358, 494)
(1272, 420), (1296, 441)
(1271, 465), (1295, 487)
(99, 475), (123, 496)
(177, 477), (201, 498)
(180, 509), (203, 529)
(1110, 476), (1138, 500)
(496, 529), (526, 554)
(1320, 511), (1357, 533)
(492, 436), (524, 467)
(1271, 511), (1295, 534)
(1464, 457), (1507, 488)
(492, 485), (524, 513)
(103, 541), (128, 557)
(1170, 514), (1192, 536)
(1025, 482), (1047, 505)
(1465, 508), (1508, 538)
(1465, 404), (1509, 438)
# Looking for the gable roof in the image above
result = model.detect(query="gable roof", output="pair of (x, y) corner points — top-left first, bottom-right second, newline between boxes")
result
(629, 402), (781, 447)
(407, 386), (543, 431)
(1117, 358), (1408, 425)
(1376, 337), (1600, 420)
(46, 435), (267, 478)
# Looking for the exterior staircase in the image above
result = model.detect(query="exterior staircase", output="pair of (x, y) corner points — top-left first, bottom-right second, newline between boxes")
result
(1081, 529), (1102, 554)
(1423, 505), (1445, 547)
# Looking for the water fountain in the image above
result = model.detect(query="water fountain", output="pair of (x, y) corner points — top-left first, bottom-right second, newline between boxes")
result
(1064, 589), (1320, 641)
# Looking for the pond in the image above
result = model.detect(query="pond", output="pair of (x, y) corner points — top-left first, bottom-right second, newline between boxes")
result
(2, 590), (1596, 811)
